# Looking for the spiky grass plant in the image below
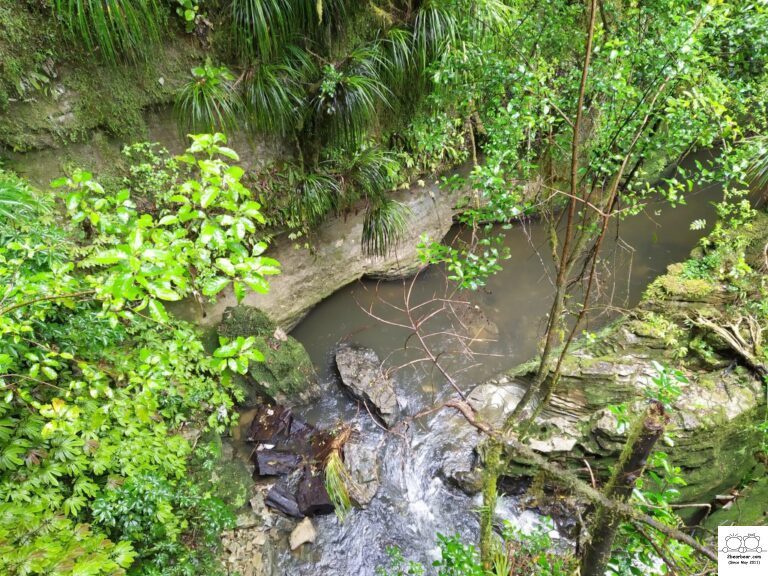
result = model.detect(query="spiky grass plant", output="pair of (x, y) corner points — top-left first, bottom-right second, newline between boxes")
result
(175, 62), (243, 134)
(312, 67), (391, 147)
(748, 136), (768, 191)
(363, 198), (411, 257)
(288, 172), (340, 228)
(413, 1), (458, 68)
(243, 46), (314, 135)
(324, 451), (353, 521)
(0, 171), (48, 224)
(322, 426), (355, 521)
(53, 0), (165, 63)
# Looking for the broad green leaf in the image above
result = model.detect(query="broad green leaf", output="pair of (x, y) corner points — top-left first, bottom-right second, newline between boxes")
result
(148, 299), (169, 323)
(202, 276), (230, 296)
(216, 258), (235, 276)
(200, 187), (219, 208)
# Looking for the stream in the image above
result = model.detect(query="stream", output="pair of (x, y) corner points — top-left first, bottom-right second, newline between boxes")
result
(260, 154), (725, 574)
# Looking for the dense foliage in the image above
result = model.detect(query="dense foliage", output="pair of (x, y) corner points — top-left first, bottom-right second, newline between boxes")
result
(0, 136), (276, 575)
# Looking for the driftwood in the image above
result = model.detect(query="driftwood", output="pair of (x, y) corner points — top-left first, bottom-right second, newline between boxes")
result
(580, 402), (668, 575)
(441, 399), (717, 563)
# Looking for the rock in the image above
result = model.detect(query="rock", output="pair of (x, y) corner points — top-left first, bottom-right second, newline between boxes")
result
(296, 466), (334, 516)
(289, 518), (317, 550)
(194, 162), (475, 331)
(219, 306), (319, 404)
(344, 437), (381, 506)
(335, 344), (398, 427)
(254, 451), (302, 477)
(247, 404), (310, 447)
(266, 481), (303, 518)
(450, 301), (500, 341)
(466, 383), (525, 428)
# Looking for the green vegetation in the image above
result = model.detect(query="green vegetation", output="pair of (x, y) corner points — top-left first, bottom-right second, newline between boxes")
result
(2, 0), (768, 575)
(376, 520), (575, 576)
(218, 305), (316, 402)
(53, 0), (166, 63)
(0, 137), (276, 575)
(175, 61), (242, 134)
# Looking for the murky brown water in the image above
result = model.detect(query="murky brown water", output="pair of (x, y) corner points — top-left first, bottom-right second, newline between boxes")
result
(291, 154), (725, 421)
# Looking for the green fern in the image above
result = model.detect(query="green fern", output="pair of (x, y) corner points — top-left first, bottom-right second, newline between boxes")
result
(53, 0), (166, 63)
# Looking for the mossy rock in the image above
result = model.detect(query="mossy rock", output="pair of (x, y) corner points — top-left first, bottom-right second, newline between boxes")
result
(218, 306), (319, 405)
(645, 263), (715, 301)
(189, 433), (254, 510)
(703, 471), (768, 528)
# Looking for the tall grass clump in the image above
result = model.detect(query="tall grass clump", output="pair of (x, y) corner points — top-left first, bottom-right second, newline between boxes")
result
(53, 0), (166, 63)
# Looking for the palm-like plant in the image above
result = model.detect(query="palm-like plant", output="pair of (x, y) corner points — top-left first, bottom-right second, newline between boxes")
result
(170, 0), (465, 252)
(363, 198), (411, 257)
(175, 62), (243, 134)
(53, 0), (165, 63)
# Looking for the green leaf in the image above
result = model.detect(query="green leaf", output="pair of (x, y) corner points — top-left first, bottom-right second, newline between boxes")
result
(213, 340), (240, 358)
(216, 258), (235, 276)
(200, 187), (219, 208)
(243, 276), (269, 293)
(148, 299), (169, 323)
(202, 276), (230, 296)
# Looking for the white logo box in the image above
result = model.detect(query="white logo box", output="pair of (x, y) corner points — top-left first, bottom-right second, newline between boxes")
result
(718, 525), (767, 576)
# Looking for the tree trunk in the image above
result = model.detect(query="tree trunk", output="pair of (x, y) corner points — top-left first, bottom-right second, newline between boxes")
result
(580, 402), (668, 576)
(479, 439), (503, 569)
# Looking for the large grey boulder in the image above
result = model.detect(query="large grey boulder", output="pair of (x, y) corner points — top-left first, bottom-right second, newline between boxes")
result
(335, 345), (398, 427)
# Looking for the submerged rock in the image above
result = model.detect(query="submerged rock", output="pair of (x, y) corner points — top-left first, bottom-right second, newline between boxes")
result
(335, 344), (398, 426)
(290, 518), (317, 550)
(344, 437), (382, 506)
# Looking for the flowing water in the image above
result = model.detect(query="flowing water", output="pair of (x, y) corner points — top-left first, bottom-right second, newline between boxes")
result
(264, 153), (727, 574)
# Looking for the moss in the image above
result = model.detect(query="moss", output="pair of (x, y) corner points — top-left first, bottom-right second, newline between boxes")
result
(0, 1), (58, 101)
(703, 472), (768, 528)
(218, 306), (317, 403)
(0, 1), (203, 152)
(219, 306), (275, 339)
(191, 434), (253, 509)
(645, 264), (714, 301)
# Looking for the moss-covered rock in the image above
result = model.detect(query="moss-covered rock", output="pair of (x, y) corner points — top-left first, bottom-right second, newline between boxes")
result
(218, 306), (319, 405)
(0, 1), (203, 152)
(646, 264), (715, 301)
(703, 470), (768, 528)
